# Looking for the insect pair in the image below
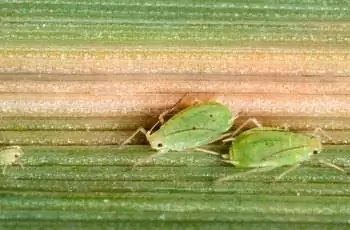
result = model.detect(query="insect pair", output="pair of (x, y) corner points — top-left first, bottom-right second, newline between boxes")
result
(119, 96), (347, 182)
(0, 145), (24, 175)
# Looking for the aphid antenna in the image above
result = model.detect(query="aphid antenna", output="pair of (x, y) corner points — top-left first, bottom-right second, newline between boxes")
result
(317, 159), (347, 174)
(158, 92), (190, 123)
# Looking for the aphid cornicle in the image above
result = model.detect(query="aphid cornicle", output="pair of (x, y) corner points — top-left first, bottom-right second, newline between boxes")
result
(216, 127), (347, 183)
(0, 145), (24, 175)
(119, 96), (237, 168)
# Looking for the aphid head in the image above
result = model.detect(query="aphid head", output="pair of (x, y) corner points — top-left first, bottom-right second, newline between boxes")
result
(309, 136), (322, 157)
(312, 149), (320, 155)
(147, 134), (169, 153)
(10, 146), (23, 160)
(150, 141), (170, 153)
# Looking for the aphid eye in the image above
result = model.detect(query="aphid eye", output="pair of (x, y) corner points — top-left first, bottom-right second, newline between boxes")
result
(157, 143), (163, 148)
(209, 114), (213, 118)
(14, 154), (19, 158)
(312, 150), (319, 155)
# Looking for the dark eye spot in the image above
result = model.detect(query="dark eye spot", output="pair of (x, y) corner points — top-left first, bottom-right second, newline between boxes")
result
(192, 126), (196, 130)
(14, 154), (19, 158)
(209, 114), (213, 118)
(157, 143), (163, 148)
(313, 150), (319, 155)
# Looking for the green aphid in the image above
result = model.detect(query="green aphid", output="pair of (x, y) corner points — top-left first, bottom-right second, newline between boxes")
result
(216, 126), (347, 183)
(119, 96), (237, 168)
(0, 146), (24, 175)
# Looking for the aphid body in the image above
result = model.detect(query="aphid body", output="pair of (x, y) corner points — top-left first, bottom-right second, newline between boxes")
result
(231, 127), (321, 168)
(120, 101), (236, 167)
(147, 102), (234, 153)
(217, 127), (346, 182)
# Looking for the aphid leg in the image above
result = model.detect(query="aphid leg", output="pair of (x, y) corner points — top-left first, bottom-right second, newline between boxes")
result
(312, 128), (333, 142)
(119, 93), (190, 149)
(275, 163), (301, 180)
(220, 159), (239, 165)
(194, 147), (221, 156)
(118, 127), (149, 149)
(221, 153), (230, 160)
(221, 137), (235, 143)
(131, 151), (166, 170)
(205, 132), (237, 145)
(2, 165), (8, 175)
(17, 162), (25, 170)
(222, 118), (263, 143)
(318, 159), (347, 174)
(228, 115), (238, 127)
(215, 166), (276, 183)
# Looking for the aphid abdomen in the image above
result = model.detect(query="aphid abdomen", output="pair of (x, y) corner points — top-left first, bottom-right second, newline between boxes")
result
(150, 129), (223, 152)
(159, 102), (234, 135)
(230, 128), (316, 168)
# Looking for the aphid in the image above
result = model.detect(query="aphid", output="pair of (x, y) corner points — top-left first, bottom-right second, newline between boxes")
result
(119, 95), (237, 168)
(0, 145), (24, 175)
(216, 126), (347, 183)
